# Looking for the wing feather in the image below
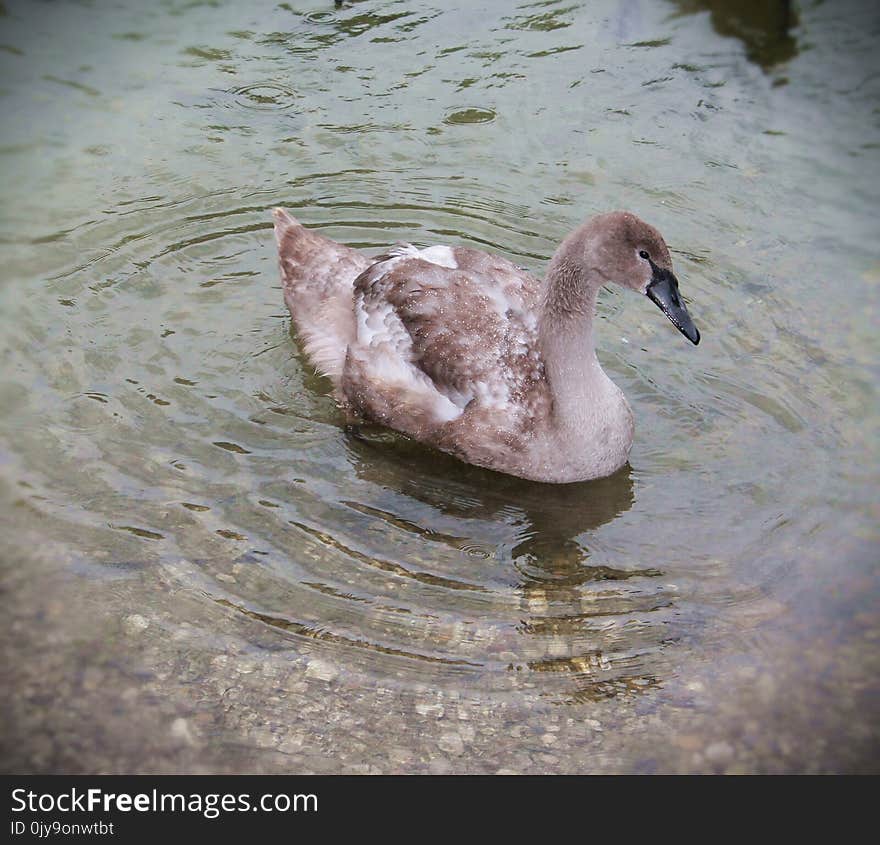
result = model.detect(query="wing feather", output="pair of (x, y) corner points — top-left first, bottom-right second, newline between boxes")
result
(347, 246), (545, 427)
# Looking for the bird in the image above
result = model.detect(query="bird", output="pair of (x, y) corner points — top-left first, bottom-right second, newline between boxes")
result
(272, 207), (699, 483)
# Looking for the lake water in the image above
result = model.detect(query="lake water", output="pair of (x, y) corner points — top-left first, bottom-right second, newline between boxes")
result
(0, 0), (877, 773)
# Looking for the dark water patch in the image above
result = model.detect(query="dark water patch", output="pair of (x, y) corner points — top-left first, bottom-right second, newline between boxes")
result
(181, 502), (210, 512)
(442, 107), (497, 125)
(626, 38), (672, 48)
(213, 441), (252, 454)
(115, 525), (164, 541)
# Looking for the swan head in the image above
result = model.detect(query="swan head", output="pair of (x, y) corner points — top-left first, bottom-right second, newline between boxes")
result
(586, 211), (700, 346)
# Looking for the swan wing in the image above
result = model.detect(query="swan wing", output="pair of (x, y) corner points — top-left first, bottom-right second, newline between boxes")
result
(343, 244), (545, 430)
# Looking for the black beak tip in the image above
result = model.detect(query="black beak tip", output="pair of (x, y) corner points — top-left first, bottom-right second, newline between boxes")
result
(646, 267), (701, 348)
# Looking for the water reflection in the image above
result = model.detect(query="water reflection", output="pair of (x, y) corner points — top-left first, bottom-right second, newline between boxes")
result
(673, 0), (799, 69)
(345, 428), (635, 542)
(342, 431), (677, 701)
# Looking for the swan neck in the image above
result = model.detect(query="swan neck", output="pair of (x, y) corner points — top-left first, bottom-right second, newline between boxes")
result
(539, 257), (607, 429)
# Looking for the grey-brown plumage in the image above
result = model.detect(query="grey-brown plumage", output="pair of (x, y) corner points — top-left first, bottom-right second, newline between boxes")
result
(273, 207), (699, 482)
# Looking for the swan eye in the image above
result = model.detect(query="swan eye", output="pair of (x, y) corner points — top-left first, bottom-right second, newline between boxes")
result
(639, 250), (650, 260)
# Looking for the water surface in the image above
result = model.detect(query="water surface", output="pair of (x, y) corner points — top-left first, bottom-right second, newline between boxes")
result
(1, 0), (878, 773)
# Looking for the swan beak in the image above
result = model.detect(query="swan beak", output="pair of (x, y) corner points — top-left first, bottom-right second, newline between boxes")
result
(646, 264), (700, 346)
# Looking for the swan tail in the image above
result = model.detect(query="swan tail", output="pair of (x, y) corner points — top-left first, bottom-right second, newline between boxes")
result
(272, 207), (369, 381)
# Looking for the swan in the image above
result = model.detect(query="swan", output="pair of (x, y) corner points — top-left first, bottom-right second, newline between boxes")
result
(272, 207), (699, 483)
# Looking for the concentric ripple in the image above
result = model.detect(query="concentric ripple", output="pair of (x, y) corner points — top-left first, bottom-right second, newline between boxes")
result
(2, 162), (838, 703)
(230, 83), (297, 112)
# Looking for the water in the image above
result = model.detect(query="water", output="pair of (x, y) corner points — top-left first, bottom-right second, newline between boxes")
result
(1, 0), (877, 773)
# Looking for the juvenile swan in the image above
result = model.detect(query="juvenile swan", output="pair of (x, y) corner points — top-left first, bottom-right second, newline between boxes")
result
(273, 208), (699, 483)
